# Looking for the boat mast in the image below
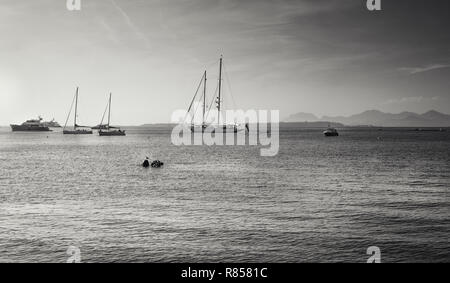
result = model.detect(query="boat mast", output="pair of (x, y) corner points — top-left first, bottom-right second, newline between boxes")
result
(203, 70), (207, 126)
(74, 87), (78, 130)
(107, 93), (112, 130)
(217, 56), (223, 125)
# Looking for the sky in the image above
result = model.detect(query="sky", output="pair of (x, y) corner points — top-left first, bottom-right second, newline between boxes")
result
(0, 0), (449, 125)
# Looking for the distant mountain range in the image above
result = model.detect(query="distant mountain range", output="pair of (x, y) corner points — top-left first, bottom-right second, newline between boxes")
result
(280, 121), (345, 128)
(284, 110), (450, 127)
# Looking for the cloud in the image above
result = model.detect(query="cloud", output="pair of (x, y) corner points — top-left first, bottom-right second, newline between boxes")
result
(98, 19), (119, 44)
(399, 64), (450, 74)
(109, 0), (151, 48)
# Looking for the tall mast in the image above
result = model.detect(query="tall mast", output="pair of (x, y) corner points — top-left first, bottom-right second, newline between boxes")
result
(217, 56), (223, 125)
(107, 93), (112, 130)
(203, 70), (207, 125)
(74, 87), (78, 130)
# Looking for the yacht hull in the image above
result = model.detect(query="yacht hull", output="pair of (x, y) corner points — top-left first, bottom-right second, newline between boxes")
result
(10, 125), (51, 132)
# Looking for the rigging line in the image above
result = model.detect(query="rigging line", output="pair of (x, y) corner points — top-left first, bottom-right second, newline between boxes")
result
(63, 91), (77, 129)
(206, 81), (219, 120)
(191, 89), (203, 124)
(206, 58), (220, 71)
(99, 100), (109, 126)
(191, 81), (208, 124)
(184, 72), (205, 123)
(222, 61), (238, 111)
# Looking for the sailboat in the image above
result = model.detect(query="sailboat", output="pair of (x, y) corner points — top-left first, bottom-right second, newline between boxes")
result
(98, 93), (126, 136)
(189, 70), (208, 132)
(188, 56), (242, 133)
(63, 87), (93, 135)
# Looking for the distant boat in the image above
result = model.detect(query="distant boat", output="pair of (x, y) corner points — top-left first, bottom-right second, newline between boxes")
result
(98, 93), (126, 136)
(10, 116), (52, 132)
(43, 119), (61, 128)
(187, 56), (243, 133)
(63, 87), (93, 135)
(91, 124), (109, 130)
(323, 125), (339, 136)
(188, 69), (208, 133)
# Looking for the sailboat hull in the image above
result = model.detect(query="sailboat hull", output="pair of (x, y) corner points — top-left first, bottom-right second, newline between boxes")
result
(190, 125), (243, 133)
(99, 130), (126, 136)
(214, 125), (242, 133)
(190, 125), (207, 133)
(214, 130), (241, 133)
(212, 127), (239, 133)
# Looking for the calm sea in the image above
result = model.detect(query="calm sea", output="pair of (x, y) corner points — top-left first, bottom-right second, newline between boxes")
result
(0, 125), (449, 263)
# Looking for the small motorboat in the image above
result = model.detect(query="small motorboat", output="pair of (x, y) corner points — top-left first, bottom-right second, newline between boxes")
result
(323, 125), (339, 136)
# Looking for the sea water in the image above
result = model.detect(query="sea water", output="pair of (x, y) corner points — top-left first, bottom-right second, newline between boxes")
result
(0, 125), (448, 262)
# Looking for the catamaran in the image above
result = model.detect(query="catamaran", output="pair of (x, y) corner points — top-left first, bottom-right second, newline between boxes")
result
(63, 87), (93, 135)
(187, 56), (242, 133)
(98, 93), (126, 136)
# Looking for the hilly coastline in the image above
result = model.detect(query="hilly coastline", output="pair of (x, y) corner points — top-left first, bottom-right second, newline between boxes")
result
(284, 110), (450, 127)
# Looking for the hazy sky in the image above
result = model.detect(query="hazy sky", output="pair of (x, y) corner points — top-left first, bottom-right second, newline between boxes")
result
(0, 0), (449, 125)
